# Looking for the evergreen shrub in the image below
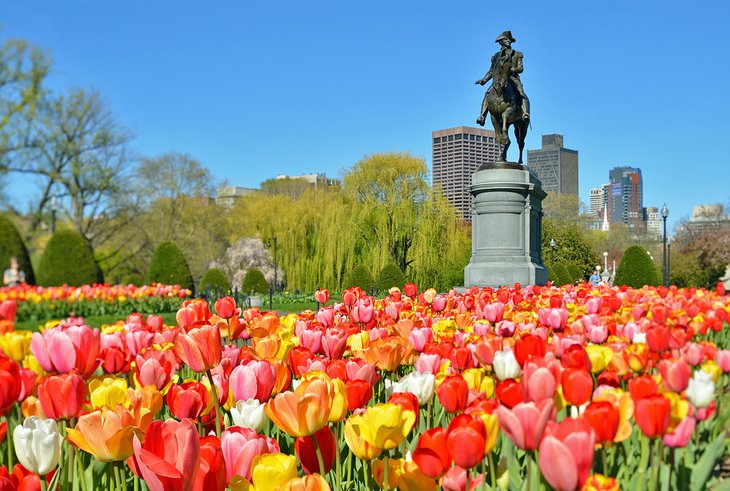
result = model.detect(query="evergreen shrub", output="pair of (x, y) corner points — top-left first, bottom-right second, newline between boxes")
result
(242, 268), (269, 294)
(344, 265), (376, 291)
(38, 230), (102, 286)
(614, 245), (661, 288)
(145, 242), (195, 293)
(376, 262), (407, 291)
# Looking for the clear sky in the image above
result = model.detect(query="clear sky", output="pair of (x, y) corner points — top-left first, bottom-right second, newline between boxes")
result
(3, 0), (730, 231)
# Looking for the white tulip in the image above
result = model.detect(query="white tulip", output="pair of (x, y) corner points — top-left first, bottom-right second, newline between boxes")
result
(13, 417), (62, 476)
(493, 350), (521, 381)
(230, 399), (268, 432)
(403, 371), (436, 406)
(632, 332), (647, 344)
(685, 370), (715, 409)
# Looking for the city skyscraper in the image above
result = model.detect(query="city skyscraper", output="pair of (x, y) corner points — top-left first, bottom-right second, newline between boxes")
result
(589, 184), (609, 218)
(432, 126), (499, 220)
(526, 134), (579, 196)
(608, 166), (643, 232)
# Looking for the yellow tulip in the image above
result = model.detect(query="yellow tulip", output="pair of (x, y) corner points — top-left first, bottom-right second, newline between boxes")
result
(347, 332), (370, 352)
(585, 345), (613, 373)
(265, 378), (331, 437)
(89, 376), (129, 409)
(0, 331), (33, 362)
(327, 378), (348, 423)
(345, 403), (415, 452)
(344, 417), (382, 461)
(462, 368), (495, 398)
(66, 406), (140, 462)
(701, 360), (722, 383)
(250, 453), (298, 491)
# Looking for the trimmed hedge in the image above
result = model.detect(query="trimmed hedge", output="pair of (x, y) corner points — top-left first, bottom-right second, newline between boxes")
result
(0, 214), (35, 284)
(344, 265), (376, 292)
(545, 263), (558, 284)
(200, 268), (232, 293)
(145, 242), (195, 293)
(38, 230), (102, 286)
(567, 262), (583, 283)
(553, 263), (573, 286)
(242, 268), (269, 294)
(376, 262), (407, 291)
(614, 245), (660, 288)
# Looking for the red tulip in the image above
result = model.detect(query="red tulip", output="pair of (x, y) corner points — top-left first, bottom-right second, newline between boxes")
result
(412, 427), (450, 479)
(447, 414), (486, 469)
(514, 333), (546, 366)
(345, 380), (372, 411)
(221, 426), (279, 482)
(538, 417), (596, 491)
(496, 399), (553, 451)
(314, 289), (329, 304)
(646, 326), (670, 352)
(166, 381), (210, 420)
(100, 346), (131, 374)
(437, 375), (469, 413)
(628, 375), (658, 401)
(582, 401), (619, 444)
(0, 301), (17, 321)
(128, 419), (201, 491)
(561, 345), (592, 372)
(561, 368), (594, 406)
(197, 436), (226, 491)
(173, 324), (222, 373)
(659, 359), (691, 393)
(214, 297), (237, 320)
(496, 378), (525, 408)
(404, 283), (418, 298)
(0, 356), (20, 416)
(294, 426), (336, 475)
(634, 395), (671, 438)
(229, 360), (276, 403)
(38, 373), (86, 420)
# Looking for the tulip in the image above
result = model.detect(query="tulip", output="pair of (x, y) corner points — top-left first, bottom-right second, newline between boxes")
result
(128, 419), (200, 491)
(166, 381), (211, 420)
(685, 370), (715, 409)
(0, 331), (32, 362)
(197, 435), (227, 491)
(0, 356), (21, 415)
(436, 374), (469, 413)
(628, 375), (658, 401)
(441, 465), (483, 491)
(281, 474), (332, 491)
(404, 283), (417, 298)
(66, 407), (140, 461)
(38, 373), (86, 420)
(496, 378), (526, 408)
(229, 360), (276, 403)
(395, 371), (435, 406)
(715, 350), (730, 372)
(30, 324), (100, 378)
(230, 399), (268, 432)
(663, 416), (695, 448)
(634, 394), (671, 438)
(582, 401), (619, 445)
(215, 296), (238, 319)
(173, 324), (222, 373)
(89, 376), (129, 410)
(294, 426), (336, 475)
(493, 350), (521, 381)
(659, 359), (691, 393)
(134, 348), (177, 391)
(592, 388), (634, 443)
(387, 392), (419, 427)
(496, 399), (553, 451)
(538, 417), (596, 491)
(221, 426), (279, 482)
(513, 333), (546, 365)
(248, 453), (298, 490)
(446, 414), (486, 469)
(13, 417), (62, 476)
(345, 403), (416, 452)
(265, 378), (332, 437)
(314, 289), (329, 305)
(412, 427), (450, 479)
(582, 474), (619, 491)
(523, 357), (560, 403)
(561, 368), (594, 407)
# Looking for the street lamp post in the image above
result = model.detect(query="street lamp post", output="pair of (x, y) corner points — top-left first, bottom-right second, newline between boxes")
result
(661, 204), (669, 287)
(603, 251), (608, 272)
(266, 237), (278, 311)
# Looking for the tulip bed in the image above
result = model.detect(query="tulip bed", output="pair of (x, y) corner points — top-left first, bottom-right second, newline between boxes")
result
(0, 284), (191, 324)
(0, 283), (730, 490)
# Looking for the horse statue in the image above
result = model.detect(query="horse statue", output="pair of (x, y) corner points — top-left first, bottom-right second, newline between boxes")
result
(475, 31), (530, 164)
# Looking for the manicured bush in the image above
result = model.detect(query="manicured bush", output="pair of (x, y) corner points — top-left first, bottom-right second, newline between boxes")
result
(145, 242), (195, 293)
(614, 245), (661, 288)
(376, 262), (407, 291)
(0, 214), (35, 284)
(567, 262), (584, 283)
(38, 230), (102, 286)
(344, 265), (376, 292)
(200, 268), (232, 293)
(242, 268), (269, 294)
(553, 263), (573, 286)
(545, 263), (558, 284)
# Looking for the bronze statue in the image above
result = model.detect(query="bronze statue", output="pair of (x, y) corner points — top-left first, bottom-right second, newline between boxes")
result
(476, 30), (530, 164)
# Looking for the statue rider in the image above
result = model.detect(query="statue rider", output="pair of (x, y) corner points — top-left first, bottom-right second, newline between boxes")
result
(476, 30), (530, 125)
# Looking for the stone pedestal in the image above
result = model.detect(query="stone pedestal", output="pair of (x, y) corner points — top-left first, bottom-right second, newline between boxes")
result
(464, 163), (548, 288)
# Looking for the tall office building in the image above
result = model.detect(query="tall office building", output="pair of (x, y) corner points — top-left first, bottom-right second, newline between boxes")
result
(589, 185), (609, 218)
(526, 134), (579, 196)
(608, 166), (643, 232)
(643, 207), (661, 238)
(432, 126), (499, 220)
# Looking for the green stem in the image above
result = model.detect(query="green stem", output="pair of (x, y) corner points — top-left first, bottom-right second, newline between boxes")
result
(205, 370), (222, 438)
(637, 436), (650, 491)
(311, 433), (327, 477)
(76, 447), (88, 491)
(346, 446), (352, 489)
(602, 445), (608, 476)
(489, 452), (497, 489)
(525, 451), (532, 491)
(67, 420), (76, 489)
(114, 462), (123, 491)
(6, 415), (13, 469)
(40, 476), (47, 491)
(334, 424), (342, 489)
(363, 459), (370, 490)
(465, 468), (470, 491)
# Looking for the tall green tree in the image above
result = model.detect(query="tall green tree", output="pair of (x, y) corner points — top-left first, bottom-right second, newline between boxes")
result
(542, 218), (601, 277)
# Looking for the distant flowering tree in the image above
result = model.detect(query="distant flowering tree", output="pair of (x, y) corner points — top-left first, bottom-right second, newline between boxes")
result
(211, 237), (282, 291)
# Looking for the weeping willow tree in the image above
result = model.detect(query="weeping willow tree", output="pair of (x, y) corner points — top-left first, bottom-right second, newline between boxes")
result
(225, 152), (470, 291)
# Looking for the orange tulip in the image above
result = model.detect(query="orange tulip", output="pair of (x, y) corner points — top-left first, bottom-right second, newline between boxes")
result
(66, 406), (141, 462)
(173, 324), (222, 373)
(281, 474), (331, 491)
(265, 378), (331, 437)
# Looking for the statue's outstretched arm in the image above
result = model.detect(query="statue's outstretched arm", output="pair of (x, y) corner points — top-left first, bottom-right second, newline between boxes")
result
(476, 72), (492, 85)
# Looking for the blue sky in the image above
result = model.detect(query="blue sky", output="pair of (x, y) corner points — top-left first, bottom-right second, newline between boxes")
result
(3, 0), (730, 231)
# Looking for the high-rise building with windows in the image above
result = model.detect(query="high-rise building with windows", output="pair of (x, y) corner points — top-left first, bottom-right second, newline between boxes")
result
(589, 185), (609, 218)
(608, 166), (643, 232)
(432, 126), (499, 220)
(526, 134), (579, 196)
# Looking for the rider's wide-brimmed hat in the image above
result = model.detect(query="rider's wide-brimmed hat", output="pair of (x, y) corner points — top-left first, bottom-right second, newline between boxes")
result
(495, 30), (515, 43)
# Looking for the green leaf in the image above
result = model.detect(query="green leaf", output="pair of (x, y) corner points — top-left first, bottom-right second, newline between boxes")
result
(690, 432), (727, 491)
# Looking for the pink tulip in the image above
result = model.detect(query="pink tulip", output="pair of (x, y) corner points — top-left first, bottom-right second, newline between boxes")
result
(585, 297), (601, 314)
(496, 399), (554, 451)
(31, 324), (100, 378)
(483, 302), (505, 323)
(659, 359), (691, 393)
(432, 296), (447, 312)
(135, 348), (177, 390)
(663, 416), (695, 448)
(322, 329), (348, 359)
(408, 328), (433, 352)
(345, 359), (379, 386)
(385, 302), (399, 320)
(315, 308), (334, 328)
(684, 343), (704, 366)
(125, 328), (155, 357)
(538, 417), (596, 491)
(351, 300), (374, 324)
(314, 289), (329, 304)
(716, 350), (730, 372)
(415, 353), (442, 375)
(586, 324), (608, 344)
(229, 360), (276, 403)
(539, 308), (569, 331)
(522, 357), (560, 403)
(299, 329), (323, 354)
(495, 321), (516, 337)
(221, 426), (279, 482)
(441, 465), (483, 491)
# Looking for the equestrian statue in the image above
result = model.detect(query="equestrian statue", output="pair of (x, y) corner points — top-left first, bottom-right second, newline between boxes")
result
(476, 30), (530, 164)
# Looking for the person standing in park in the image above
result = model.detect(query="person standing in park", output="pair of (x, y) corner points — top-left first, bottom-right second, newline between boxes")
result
(3, 257), (26, 286)
(589, 269), (601, 287)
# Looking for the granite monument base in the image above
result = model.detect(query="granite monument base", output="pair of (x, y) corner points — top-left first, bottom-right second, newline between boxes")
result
(464, 163), (548, 288)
